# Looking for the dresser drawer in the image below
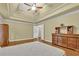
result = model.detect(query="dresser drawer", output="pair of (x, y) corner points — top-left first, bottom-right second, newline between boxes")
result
(61, 37), (68, 47)
(68, 43), (77, 49)
(53, 39), (58, 45)
(68, 38), (77, 43)
(77, 39), (79, 49)
(68, 38), (77, 49)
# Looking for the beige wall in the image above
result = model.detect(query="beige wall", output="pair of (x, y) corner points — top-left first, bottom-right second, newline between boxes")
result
(2, 6), (79, 42)
(38, 10), (79, 42)
(3, 19), (33, 41)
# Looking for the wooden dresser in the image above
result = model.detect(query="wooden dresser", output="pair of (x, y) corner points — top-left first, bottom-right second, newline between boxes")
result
(52, 25), (79, 51)
(0, 24), (9, 47)
(52, 33), (79, 51)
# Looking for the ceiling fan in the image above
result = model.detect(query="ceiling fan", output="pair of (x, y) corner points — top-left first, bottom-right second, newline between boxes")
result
(24, 3), (43, 13)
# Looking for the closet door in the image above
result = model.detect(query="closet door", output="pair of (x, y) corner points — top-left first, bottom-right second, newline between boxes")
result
(2, 24), (9, 46)
(0, 25), (3, 46)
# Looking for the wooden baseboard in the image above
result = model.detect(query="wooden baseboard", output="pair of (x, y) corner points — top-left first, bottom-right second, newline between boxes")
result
(39, 40), (52, 45)
(1, 38), (37, 47)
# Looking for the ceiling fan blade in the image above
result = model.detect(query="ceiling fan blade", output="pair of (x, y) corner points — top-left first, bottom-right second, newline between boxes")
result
(36, 7), (43, 9)
(24, 3), (31, 6)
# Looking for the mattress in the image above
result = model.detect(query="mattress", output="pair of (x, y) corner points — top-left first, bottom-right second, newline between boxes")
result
(0, 41), (65, 56)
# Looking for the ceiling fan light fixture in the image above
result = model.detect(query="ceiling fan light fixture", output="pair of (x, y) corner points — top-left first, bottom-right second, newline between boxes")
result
(31, 6), (36, 10)
(31, 3), (36, 10)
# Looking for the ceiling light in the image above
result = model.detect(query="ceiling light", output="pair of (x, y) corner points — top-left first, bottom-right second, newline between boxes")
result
(31, 4), (36, 10)
(31, 6), (36, 10)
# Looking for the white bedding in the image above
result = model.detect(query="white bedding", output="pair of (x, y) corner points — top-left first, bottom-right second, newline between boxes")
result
(0, 41), (65, 56)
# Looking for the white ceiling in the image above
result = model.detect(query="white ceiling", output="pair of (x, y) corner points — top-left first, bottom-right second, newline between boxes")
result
(0, 3), (79, 23)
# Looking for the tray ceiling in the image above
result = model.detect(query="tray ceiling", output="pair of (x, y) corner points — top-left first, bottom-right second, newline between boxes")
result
(0, 3), (79, 23)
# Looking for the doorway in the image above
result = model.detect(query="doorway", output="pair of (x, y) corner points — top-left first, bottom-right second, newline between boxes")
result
(33, 24), (44, 41)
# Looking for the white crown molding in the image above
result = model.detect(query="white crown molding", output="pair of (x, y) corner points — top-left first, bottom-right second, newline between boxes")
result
(38, 4), (66, 19)
(35, 4), (79, 23)
(8, 17), (33, 23)
(1, 4), (79, 24)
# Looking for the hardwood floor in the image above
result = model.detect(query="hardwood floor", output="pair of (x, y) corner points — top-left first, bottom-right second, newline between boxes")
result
(52, 45), (79, 56)
(40, 40), (79, 56)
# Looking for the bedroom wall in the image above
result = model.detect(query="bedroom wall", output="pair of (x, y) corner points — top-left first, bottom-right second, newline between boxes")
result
(3, 19), (33, 41)
(37, 10), (79, 42)
(0, 16), (3, 42)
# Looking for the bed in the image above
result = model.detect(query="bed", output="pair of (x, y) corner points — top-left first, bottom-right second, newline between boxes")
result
(0, 41), (65, 56)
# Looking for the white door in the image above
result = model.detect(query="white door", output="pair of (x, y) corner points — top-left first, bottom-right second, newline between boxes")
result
(33, 25), (39, 38)
(33, 24), (44, 40)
